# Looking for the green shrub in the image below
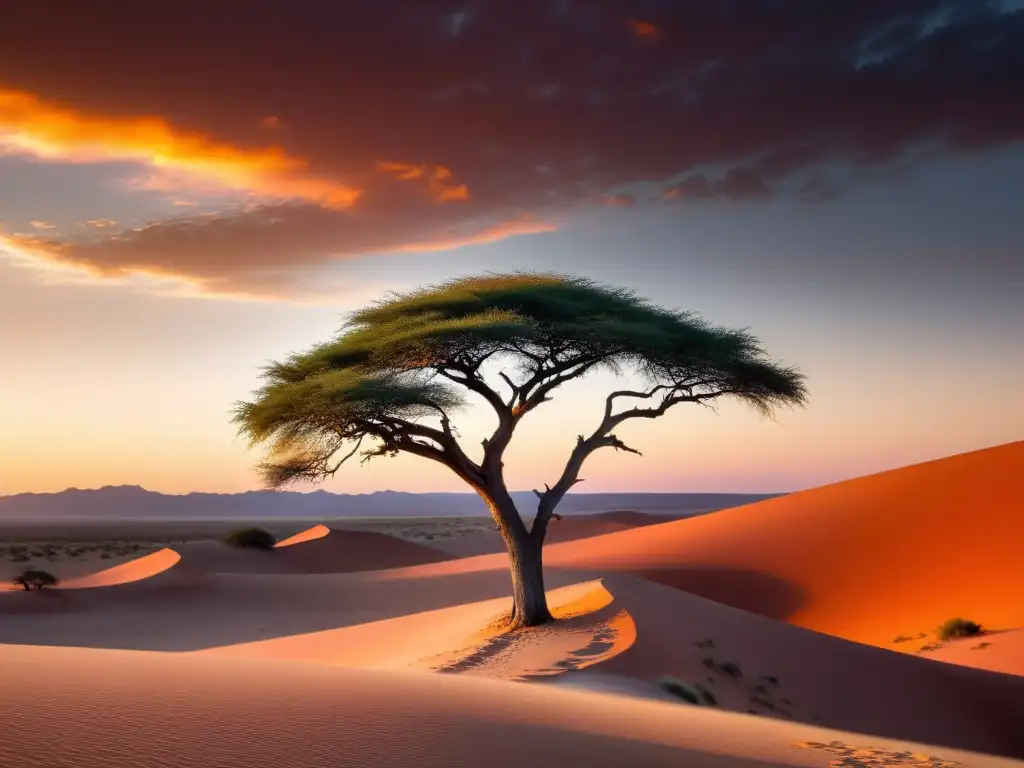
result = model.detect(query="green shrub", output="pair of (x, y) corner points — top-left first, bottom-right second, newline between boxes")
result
(658, 677), (701, 705)
(936, 618), (983, 642)
(224, 527), (277, 550)
(13, 569), (59, 591)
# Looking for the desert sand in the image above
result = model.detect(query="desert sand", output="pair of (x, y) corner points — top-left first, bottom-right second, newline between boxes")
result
(2, 441), (1023, 766)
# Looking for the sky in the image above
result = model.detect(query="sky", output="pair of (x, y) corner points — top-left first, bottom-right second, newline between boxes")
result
(0, 0), (1022, 496)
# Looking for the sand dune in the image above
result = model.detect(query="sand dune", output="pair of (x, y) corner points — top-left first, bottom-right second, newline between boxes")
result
(916, 629), (1024, 677)
(197, 570), (1024, 758)
(425, 510), (671, 556)
(59, 547), (182, 589)
(537, 441), (1024, 650)
(2, 643), (1017, 768)
(175, 526), (453, 574)
(0, 547), (183, 593)
(202, 579), (636, 681)
(4, 442), (1023, 765)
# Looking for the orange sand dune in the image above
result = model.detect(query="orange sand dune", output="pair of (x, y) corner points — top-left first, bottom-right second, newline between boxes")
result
(177, 527), (453, 574)
(60, 547), (182, 589)
(274, 523), (330, 547)
(917, 629), (1024, 677)
(427, 510), (673, 557)
(0, 547), (183, 593)
(538, 441), (1024, 650)
(1, 643), (1016, 768)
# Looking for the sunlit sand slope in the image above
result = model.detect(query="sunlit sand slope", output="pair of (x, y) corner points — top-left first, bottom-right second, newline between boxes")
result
(916, 629), (1024, 677)
(1, 644), (1017, 768)
(0, 548), (182, 592)
(274, 523), (331, 547)
(201, 579), (636, 681)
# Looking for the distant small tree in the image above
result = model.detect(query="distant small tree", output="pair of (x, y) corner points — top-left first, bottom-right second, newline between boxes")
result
(234, 273), (807, 628)
(13, 569), (59, 591)
(224, 527), (277, 550)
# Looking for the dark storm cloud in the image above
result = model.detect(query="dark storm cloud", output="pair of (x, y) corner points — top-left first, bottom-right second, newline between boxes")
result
(0, 0), (1021, 295)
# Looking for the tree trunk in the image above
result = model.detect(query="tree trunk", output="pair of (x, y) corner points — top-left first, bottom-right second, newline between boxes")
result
(506, 531), (552, 629)
(483, 491), (553, 629)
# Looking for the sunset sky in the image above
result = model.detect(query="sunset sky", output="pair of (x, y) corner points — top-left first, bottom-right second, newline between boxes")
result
(1, 1), (1021, 496)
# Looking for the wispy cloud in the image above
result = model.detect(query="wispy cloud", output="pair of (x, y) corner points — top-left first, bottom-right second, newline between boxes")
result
(0, 88), (361, 208)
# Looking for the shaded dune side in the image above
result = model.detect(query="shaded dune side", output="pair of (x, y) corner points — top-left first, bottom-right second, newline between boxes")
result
(544, 441), (1024, 649)
(1, 644), (1016, 768)
(561, 574), (1024, 760)
(199, 567), (1024, 759)
(178, 527), (454, 574)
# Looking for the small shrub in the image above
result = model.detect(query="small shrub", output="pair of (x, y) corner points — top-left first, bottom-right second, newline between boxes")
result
(13, 569), (59, 591)
(936, 618), (983, 642)
(658, 677), (701, 705)
(100, 552), (112, 559)
(224, 527), (277, 550)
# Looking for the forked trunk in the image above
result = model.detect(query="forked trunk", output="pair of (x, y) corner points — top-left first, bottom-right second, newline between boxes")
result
(506, 532), (552, 629)
(485, 493), (553, 629)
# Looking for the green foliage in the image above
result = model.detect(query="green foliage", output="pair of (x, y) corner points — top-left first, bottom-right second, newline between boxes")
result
(234, 272), (807, 490)
(936, 618), (983, 641)
(13, 569), (59, 591)
(224, 527), (277, 550)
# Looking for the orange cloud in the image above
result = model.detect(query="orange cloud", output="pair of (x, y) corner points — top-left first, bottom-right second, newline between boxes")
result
(0, 88), (360, 208)
(258, 115), (284, 131)
(29, 220), (55, 229)
(627, 19), (661, 40)
(378, 160), (471, 202)
(82, 219), (118, 228)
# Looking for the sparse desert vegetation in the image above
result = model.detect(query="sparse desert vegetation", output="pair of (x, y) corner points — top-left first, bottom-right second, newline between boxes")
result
(658, 677), (702, 704)
(936, 618), (984, 642)
(12, 568), (59, 591)
(224, 527), (277, 550)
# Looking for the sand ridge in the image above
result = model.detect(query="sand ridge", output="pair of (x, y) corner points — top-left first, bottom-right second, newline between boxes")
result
(176, 526), (454, 574)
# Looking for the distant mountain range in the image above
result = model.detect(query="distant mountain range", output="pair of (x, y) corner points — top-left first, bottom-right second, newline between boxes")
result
(0, 485), (782, 520)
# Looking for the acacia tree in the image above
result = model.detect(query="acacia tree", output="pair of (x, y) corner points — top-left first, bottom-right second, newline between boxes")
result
(234, 274), (807, 628)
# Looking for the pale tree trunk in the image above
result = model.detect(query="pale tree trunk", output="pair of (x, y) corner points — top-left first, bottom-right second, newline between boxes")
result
(484, 493), (553, 629)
